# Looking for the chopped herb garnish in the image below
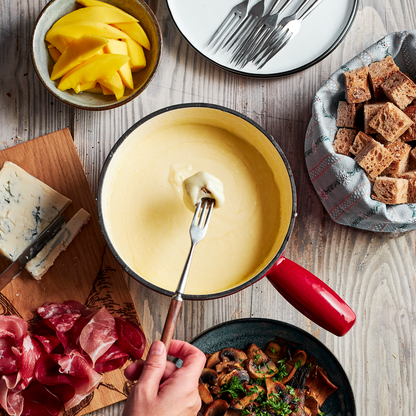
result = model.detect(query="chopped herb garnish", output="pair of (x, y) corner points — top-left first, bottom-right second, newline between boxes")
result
(220, 376), (246, 399)
(286, 385), (296, 396)
(295, 359), (302, 370)
(270, 347), (276, 354)
(275, 358), (288, 382)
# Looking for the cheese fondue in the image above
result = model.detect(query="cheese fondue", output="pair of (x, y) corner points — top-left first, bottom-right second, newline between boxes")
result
(101, 107), (293, 296)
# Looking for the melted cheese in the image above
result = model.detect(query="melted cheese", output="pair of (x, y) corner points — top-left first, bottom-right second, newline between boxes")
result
(26, 208), (90, 279)
(0, 162), (71, 261)
(102, 108), (293, 296)
(182, 171), (225, 212)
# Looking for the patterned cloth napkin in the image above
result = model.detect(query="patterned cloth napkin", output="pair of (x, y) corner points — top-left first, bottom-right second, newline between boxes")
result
(305, 30), (416, 233)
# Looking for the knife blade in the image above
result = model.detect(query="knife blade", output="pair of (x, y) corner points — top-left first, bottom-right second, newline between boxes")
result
(0, 215), (66, 291)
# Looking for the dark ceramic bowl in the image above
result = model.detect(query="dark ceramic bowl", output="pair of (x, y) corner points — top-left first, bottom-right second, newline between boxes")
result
(185, 318), (356, 416)
(32, 0), (162, 110)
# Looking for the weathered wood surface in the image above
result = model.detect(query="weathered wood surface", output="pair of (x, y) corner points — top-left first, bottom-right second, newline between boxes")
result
(1, 0), (416, 415)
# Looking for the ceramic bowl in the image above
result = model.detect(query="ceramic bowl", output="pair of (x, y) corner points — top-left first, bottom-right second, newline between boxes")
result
(31, 0), (162, 110)
(184, 318), (356, 416)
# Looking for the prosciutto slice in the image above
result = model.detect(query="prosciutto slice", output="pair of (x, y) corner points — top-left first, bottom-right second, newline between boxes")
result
(78, 308), (118, 366)
(21, 381), (61, 416)
(115, 317), (145, 359)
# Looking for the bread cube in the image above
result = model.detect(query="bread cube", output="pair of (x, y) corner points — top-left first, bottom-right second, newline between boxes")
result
(382, 141), (411, 176)
(355, 140), (394, 178)
(344, 66), (372, 103)
(408, 179), (416, 203)
(364, 103), (386, 134)
(400, 104), (416, 141)
(382, 71), (416, 110)
(397, 170), (416, 180)
(409, 147), (416, 171)
(336, 101), (356, 128)
(372, 176), (408, 204)
(350, 131), (374, 156)
(368, 102), (413, 142)
(333, 128), (356, 156)
(368, 56), (400, 98)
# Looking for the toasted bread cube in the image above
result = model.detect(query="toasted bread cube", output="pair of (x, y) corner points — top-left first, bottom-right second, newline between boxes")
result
(333, 128), (356, 155)
(336, 101), (356, 128)
(364, 103), (387, 134)
(400, 104), (416, 142)
(350, 131), (374, 156)
(355, 140), (394, 178)
(372, 176), (408, 204)
(397, 170), (416, 180)
(408, 179), (416, 203)
(368, 56), (400, 98)
(368, 102), (413, 142)
(409, 148), (416, 171)
(382, 141), (411, 176)
(382, 71), (416, 109)
(344, 66), (372, 103)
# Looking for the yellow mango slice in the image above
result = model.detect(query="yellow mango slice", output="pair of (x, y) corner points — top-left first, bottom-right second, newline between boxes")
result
(123, 38), (146, 72)
(74, 80), (97, 93)
(76, 0), (119, 10)
(98, 72), (124, 100)
(105, 39), (134, 89)
(100, 84), (114, 95)
(46, 21), (129, 52)
(85, 85), (104, 93)
(51, 35), (108, 81)
(48, 46), (62, 63)
(52, 6), (137, 28)
(58, 54), (129, 91)
(113, 22), (150, 50)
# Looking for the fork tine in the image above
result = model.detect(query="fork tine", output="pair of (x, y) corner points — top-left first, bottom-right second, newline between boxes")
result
(191, 200), (203, 226)
(197, 200), (209, 226)
(206, 13), (237, 48)
(257, 31), (292, 68)
(250, 26), (287, 64)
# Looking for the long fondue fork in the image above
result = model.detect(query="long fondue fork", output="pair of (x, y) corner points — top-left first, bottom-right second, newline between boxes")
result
(161, 198), (215, 351)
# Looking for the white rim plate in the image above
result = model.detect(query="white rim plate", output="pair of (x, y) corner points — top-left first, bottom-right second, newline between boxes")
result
(166, 0), (358, 77)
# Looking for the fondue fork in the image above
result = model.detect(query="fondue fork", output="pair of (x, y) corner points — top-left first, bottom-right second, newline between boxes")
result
(161, 198), (215, 352)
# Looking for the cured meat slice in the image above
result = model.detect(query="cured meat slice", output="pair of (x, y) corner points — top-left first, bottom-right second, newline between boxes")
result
(0, 338), (21, 375)
(63, 301), (95, 318)
(78, 307), (118, 366)
(17, 336), (43, 390)
(37, 303), (81, 333)
(115, 317), (145, 359)
(58, 354), (102, 410)
(21, 380), (61, 416)
(0, 379), (23, 416)
(0, 316), (28, 348)
(94, 345), (129, 373)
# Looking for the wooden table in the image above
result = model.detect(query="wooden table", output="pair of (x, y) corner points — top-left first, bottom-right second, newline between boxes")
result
(1, 0), (416, 415)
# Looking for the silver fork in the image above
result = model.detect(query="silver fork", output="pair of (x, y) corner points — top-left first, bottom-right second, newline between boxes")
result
(206, 0), (251, 52)
(161, 198), (214, 351)
(231, 0), (293, 67)
(222, 0), (266, 54)
(254, 0), (324, 69)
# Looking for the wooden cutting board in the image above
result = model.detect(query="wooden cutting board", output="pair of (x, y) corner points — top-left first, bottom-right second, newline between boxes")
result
(0, 128), (148, 416)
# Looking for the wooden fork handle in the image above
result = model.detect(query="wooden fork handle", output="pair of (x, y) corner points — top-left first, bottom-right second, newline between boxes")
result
(161, 298), (183, 352)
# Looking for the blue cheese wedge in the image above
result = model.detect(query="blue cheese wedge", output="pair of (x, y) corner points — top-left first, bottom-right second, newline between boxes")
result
(0, 161), (71, 261)
(26, 208), (91, 279)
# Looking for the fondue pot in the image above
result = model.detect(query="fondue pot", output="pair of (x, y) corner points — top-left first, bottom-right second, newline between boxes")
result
(98, 103), (356, 337)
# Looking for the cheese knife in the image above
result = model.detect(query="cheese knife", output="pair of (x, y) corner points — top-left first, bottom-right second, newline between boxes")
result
(0, 215), (66, 291)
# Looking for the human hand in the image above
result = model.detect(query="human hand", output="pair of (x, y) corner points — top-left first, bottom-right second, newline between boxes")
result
(122, 340), (206, 416)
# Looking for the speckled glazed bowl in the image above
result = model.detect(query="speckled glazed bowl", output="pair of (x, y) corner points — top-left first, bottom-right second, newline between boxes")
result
(31, 0), (161, 110)
(186, 318), (356, 416)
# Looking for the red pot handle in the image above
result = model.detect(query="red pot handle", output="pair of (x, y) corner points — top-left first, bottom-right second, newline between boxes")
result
(266, 256), (356, 336)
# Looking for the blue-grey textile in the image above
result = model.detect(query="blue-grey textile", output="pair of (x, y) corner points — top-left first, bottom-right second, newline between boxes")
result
(305, 31), (416, 232)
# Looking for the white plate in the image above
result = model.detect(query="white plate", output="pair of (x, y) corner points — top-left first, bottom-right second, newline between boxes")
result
(166, 0), (358, 77)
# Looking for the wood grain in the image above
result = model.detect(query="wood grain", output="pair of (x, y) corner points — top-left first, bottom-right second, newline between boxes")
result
(0, 129), (148, 415)
(1, 1), (416, 416)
